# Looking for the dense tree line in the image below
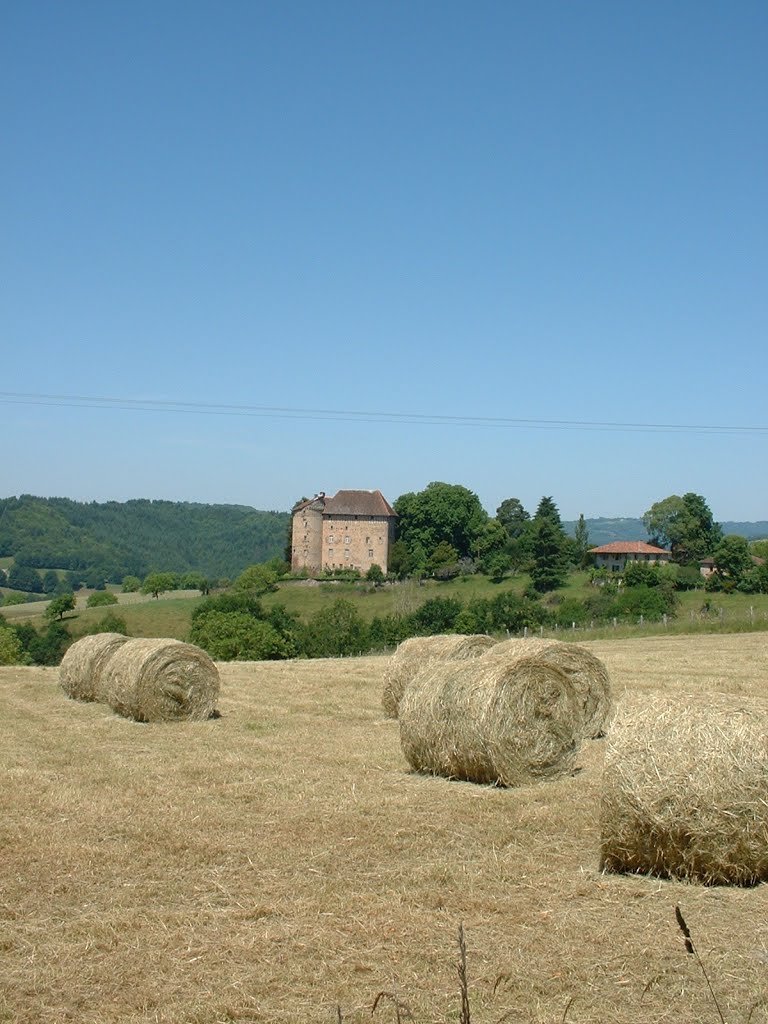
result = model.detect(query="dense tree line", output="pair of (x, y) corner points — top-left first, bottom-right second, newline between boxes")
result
(0, 496), (290, 581)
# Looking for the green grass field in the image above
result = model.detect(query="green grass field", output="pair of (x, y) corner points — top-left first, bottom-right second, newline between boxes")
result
(4, 570), (768, 646)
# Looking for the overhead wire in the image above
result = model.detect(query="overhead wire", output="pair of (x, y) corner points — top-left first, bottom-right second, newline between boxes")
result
(0, 390), (766, 436)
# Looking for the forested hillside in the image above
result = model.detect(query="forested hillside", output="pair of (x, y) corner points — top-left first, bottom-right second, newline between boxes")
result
(0, 496), (290, 580)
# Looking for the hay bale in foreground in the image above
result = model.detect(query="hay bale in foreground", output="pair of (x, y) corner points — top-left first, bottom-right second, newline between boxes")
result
(399, 655), (582, 786)
(100, 638), (220, 722)
(382, 634), (496, 718)
(487, 637), (612, 739)
(59, 632), (130, 703)
(600, 692), (768, 885)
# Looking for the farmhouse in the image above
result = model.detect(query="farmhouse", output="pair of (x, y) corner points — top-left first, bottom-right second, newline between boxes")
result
(290, 490), (397, 576)
(590, 541), (672, 573)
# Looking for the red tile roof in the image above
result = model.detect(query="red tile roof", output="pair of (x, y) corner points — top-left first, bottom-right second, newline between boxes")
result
(589, 541), (671, 555)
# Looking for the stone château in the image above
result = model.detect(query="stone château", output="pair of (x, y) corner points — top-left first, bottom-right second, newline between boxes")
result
(290, 490), (397, 576)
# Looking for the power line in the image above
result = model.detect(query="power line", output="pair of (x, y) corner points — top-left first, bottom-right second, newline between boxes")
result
(1, 390), (766, 436)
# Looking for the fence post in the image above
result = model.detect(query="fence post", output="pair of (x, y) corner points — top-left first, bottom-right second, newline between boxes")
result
(523, 625), (528, 638)
(612, 617), (617, 629)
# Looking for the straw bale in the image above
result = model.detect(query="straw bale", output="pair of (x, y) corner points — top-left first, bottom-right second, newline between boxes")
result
(487, 637), (613, 739)
(600, 692), (768, 885)
(398, 654), (582, 786)
(59, 632), (130, 703)
(382, 634), (496, 718)
(100, 638), (220, 723)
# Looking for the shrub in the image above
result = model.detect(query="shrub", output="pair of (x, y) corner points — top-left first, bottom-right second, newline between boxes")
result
(409, 597), (463, 635)
(82, 611), (129, 636)
(303, 599), (369, 657)
(0, 625), (28, 665)
(86, 591), (118, 608)
(190, 611), (292, 660)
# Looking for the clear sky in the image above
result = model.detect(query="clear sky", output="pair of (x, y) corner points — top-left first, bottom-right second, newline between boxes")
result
(3, 1), (766, 522)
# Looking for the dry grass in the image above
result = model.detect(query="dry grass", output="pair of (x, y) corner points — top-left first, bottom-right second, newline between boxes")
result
(1, 633), (768, 1023)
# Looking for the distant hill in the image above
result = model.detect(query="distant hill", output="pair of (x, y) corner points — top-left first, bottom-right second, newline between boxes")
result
(0, 495), (290, 580)
(563, 517), (768, 546)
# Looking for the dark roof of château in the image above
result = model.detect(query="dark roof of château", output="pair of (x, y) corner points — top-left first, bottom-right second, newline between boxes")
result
(291, 490), (396, 517)
(324, 490), (397, 517)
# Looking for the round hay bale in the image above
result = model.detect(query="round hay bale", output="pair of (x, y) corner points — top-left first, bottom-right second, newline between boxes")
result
(59, 632), (130, 703)
(100, 638), (220, 723)
(487, 637), (613, 739)
(382, 634), (496, 719)
(600, 692), (768, 885)
(398, 655), (582, 787)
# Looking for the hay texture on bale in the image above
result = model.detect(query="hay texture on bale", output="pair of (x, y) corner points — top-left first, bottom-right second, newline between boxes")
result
(59, 632), (130, 703)
(600, 692), (768, 885)
(398, 653), (582, 787)
(382, 634), (496, 719)
(487, 637), (613, 739)
(100, 638), (220, 723)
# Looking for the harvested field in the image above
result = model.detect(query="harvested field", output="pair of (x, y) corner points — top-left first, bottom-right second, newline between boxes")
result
(1, 632), (768, 1023)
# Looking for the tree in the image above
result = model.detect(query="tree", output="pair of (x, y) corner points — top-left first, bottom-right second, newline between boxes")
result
(180, 571), (211, 594)
(394, 482), (488, 566)
(365, 563), (385, 584)
(425, 541), (460, 578)
(233, 564), (279, 595)
(643, 493), (722, 566)
(141, 572), (179, 599)
(529, 497), (570, 593)
(711, 534), (753, 583)
(42, 570), (60, 595)
(496, 498), (530, 539)
(8, 563), (42, 593)
(475, 520), (511, 579)
(86, 591), (118, 608)
(122, 575), (142, 593)
(45, 593), (76, 621)
(573, 514), (591, 569)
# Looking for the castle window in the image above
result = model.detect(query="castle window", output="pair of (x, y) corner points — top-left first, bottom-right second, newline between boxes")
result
(368, 549), (374, 558)
(345, 536), (351, 544)
(328, 548), (334, 556)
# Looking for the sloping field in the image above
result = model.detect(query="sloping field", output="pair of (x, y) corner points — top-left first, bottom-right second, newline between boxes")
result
(1, 634), (767, 1023)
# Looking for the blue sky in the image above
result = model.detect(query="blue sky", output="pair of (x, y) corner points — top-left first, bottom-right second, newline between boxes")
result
(3, 1), (766, 522)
